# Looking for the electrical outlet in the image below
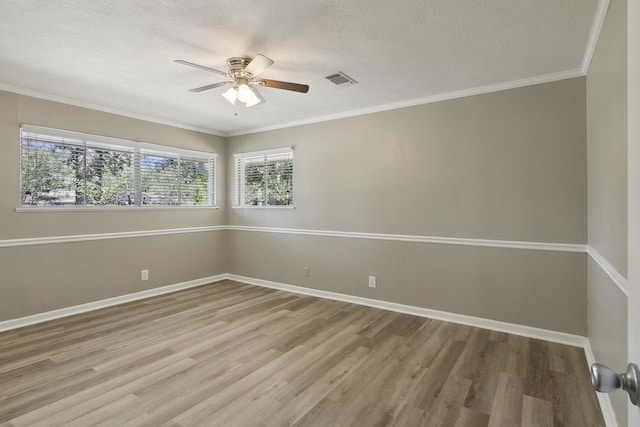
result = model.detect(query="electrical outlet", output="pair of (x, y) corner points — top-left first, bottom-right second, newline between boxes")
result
(368, 276), (376, 288)
(304, 267), (310, 277)
(141, 269), (149, 281)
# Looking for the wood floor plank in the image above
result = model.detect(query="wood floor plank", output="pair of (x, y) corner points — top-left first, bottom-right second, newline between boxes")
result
(522, 395), (553, 427)
(455, 407), (490, 427)
(0, 280), (605, 426)
(426, 374), (472, 426)
(488, 372), (524, 427)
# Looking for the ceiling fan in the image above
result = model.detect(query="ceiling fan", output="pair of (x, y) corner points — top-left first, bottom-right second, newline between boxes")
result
(175, 54), (309, 108)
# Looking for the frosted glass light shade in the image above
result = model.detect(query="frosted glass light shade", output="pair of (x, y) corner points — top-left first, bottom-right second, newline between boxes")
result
(236, 84), (254, 103)
(222, 87), (237, 105)
(245, 92), (261, 107)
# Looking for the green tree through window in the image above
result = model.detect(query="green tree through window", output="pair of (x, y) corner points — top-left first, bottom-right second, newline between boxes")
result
(235, 148), (293, 207)
(20, 126), (216, 208)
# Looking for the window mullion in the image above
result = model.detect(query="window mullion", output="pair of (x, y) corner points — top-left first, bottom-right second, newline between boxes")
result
(239, 157), (245, 206)
(82, 141), (87, 206)
(263, 156), (268, 205)
(134, 148), (141, 206)
(209, 158), (214, 206)
(177, 156), (182, 206)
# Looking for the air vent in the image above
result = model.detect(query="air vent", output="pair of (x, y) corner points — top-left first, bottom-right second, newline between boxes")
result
(325, 71), (358, 86)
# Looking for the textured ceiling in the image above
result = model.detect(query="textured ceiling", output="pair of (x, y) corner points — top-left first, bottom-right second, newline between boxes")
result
(0, 0), (601, 136)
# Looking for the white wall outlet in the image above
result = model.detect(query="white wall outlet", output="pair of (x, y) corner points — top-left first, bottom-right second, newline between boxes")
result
(141, 269), (149, 281)
(304, 267), (310, 277)
(368, 276), (377, 288)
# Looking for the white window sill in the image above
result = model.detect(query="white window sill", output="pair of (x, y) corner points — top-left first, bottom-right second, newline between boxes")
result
(16, 206), (220, 213)
(232, 205), (296, 210)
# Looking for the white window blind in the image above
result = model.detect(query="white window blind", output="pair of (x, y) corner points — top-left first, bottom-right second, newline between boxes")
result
(20, 125), (216, 208)
(234, 147), (293, 207)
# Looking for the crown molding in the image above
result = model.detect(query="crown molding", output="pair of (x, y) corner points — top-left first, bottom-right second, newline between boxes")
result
(0, 83), (225, 137)
(228, 69), (585, 137)
(581, 0), (610, 74)
(2, 67), (587, 139)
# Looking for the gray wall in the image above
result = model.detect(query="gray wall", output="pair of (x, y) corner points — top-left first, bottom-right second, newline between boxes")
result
(586, 0), (629, 424)
(228, 78), (589, 335)
(0, 76), (591, 339)
(229, 79), (587, 243)
(228, 231), (586, 333)
(0, 90), (229, 320)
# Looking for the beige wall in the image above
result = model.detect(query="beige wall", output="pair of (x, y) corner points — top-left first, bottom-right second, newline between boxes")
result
(0, 91), (229, 320)
(586, 0), (629, 425)
(0, 77), (590, 338)
(229, 231), (587, 334)
(0, 91), (228, 239)
(0, 231), (229, 320)
(227, 78), (588, 335)
(587, 0), (628, 276)
(229, 79), (587, 243)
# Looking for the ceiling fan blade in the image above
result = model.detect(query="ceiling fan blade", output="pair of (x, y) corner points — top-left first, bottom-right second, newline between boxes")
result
(257, 79), (309, 93)
(244, 54), (274, 77)
(174, 60), (227, 75)
(189, 81), (233, 92)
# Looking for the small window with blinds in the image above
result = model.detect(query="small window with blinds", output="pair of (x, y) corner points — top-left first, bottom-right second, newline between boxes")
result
(234, 147), (293, 207)
(20, 125), (216, 208)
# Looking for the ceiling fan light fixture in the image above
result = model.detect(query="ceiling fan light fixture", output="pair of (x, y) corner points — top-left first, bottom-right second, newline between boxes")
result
(236, 83), (254, 103)
(177, 54), (309, 108)
(222, 87), (237, 105)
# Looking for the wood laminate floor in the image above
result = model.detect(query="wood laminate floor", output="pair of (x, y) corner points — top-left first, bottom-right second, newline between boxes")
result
(0, 280), (604, 427)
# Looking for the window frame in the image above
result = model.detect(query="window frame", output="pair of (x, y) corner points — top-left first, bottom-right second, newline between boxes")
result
(19, 125), (217, 210)
(233, 147), (294, 208)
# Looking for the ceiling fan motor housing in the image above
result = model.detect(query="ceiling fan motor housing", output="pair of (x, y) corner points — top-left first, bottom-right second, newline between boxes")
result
(227, 57), (253, 81)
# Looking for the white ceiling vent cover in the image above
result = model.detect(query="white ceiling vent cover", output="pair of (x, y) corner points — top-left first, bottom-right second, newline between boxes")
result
(325, 72), (358, 86)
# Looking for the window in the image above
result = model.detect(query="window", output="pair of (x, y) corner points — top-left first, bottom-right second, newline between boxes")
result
(20, 125), (216, 208)
(234, 147), (293, 207)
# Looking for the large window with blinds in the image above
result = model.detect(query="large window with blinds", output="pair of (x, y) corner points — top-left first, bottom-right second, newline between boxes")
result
(20, 125), (216, 208)
(234, 147), (293, 207)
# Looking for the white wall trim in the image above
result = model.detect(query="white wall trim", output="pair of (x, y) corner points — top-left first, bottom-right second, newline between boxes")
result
(227, 225), (587, 253)
(587, 245), (629, 296)
(0, 226), (226, 248)
(0, 224), (586, 253)
(229, 69), (585, 137)
(0, 274), (227, 332)
(584, 341), (619, 427)
(227, 274), (588, 348)
(582, 0), (611, 74)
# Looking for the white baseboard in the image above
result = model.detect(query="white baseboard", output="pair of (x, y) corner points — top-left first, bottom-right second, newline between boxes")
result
(0, 272), (615, 426)
(226, 274), (588, 348)
(583, 343), (619, 427)
(2, 272), (589, 348)
(0, 274), (227, 332)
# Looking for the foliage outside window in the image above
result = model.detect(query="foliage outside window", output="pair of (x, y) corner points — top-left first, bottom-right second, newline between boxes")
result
(234, 147), (293, 207)
(20, 125), (216, 208)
